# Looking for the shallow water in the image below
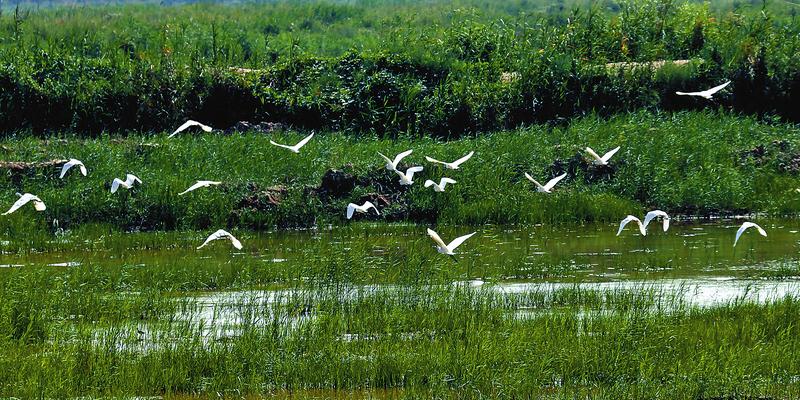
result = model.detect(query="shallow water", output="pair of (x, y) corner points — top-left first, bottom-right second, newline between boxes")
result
(4, 220), (799, 281)
(6, 220), (800, 348)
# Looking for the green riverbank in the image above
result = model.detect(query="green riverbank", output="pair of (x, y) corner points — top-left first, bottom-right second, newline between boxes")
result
(1, 111), (799, 236)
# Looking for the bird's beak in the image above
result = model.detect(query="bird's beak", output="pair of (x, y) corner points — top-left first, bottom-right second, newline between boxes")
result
(449, 255), (459, 264)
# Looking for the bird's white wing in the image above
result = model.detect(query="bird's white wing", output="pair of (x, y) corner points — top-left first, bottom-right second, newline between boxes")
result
(617, 215), (644, 236)
(198, 229), (238, 249)
(393, 149), (413, 166)
(292, 132), (315, 151)
(734, 222), (766, 246)
(440, 177), (456, 189)
(363, 201), (378, 214)
(405, 166), (424, 180)
(425, 156), (447, 166)
(125, 174), (141, 186)
(111, 178), (123, 193)
(3, 194), (32, 215)
(424, 179), (436, 188)
(643, 210), (664, 228)
(169, 120), (196, 138)
(60, 160), (77, 179)
(446, 232), (476, 251)
(524, 172), (543, 189)
(703, 80), (731, 97)
(179, 181), (205, 196)
(585, 147), (603, 162)
(78, 163), (87, 176)
(377, 152), (393, 165)
(269, 140), (294, 150)
(346, 203), (357, 219)
(600, 146), (621, 163)
(734, 223), (750, 247)
(451, 151), (474, 168)
(228, 234), (243, 250)
(427, 228), (448, 250)
(543, 173), (567, 192)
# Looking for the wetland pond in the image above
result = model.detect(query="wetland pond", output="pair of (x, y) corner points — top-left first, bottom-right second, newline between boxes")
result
(3, 219), (799, 347)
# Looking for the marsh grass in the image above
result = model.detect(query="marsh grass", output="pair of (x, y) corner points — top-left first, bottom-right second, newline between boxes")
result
(0, 112), (799, 235)
(1, 274), (799, 397)
(2, 219), (800, 397)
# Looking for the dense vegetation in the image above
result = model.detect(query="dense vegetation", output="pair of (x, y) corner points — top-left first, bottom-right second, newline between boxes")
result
(1, 229), (799, 397)
(1, 112), (799, 235)
(0, 0), (799, 136)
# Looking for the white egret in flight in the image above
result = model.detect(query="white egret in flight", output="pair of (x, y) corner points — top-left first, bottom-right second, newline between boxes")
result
(427, 228), (476, 262)
(3, 193), (46, 215)
(111, 174), (142, 193)
(676, 81), (731, 100)
(395, 166), (424, 185)
(346, 201), (379, 219)
(424, 178), (456, 192)
(197, 229), (243, 250)
(734, 222), (767, 247)
(169, 120), (212, 138)
(524, 172), (567, 193)
(179, 180), (222, 196)
(378, 150), (413, 172)
(269, 132), (314, 153)
(617, 215), (647, 236)
(59, 159), (87, 179)
(585, 146), (620, 166)
(425, 151), (474, 170)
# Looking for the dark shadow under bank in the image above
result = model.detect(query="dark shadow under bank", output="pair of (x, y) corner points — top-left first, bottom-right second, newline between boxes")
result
(1, 52), (797, 138)
(1, 0), (800, 137)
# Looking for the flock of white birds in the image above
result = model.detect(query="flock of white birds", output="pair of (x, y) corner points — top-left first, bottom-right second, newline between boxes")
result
(1, 81), (769, 256)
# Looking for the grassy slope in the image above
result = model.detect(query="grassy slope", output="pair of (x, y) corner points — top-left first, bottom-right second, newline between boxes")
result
(0, 111), (799, 240)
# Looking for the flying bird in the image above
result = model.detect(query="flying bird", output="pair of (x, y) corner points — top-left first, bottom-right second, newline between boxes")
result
(269, 132), (314, 153)
(111, 174), (142, 193)
(617, 215), (647, 236)
(197, 229), (243, 250)
(427, 228), (476, 262)
(676, 81), (731, 100)
(3, 193), (46, 215)
(585, 146), (620, 166)
(734, 222), (767, 247)
(179, 180), (222, 196)
(643, 210), (670, 232)
(59, 159), (87, 179)
(378, 150), (413, 172)
(169, 120), (213, 138)
(524, 172), (567, 193)
(346, 201), (379, 219)
(424, 178), (456, 192)
(395, 166), (424, 185)
(425, 151), (474, 170)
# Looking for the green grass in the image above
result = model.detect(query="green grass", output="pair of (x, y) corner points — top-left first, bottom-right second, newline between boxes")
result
(1, 271), (798, 398)
(0, 0), (799, 134)
(1, 111), (799, 235)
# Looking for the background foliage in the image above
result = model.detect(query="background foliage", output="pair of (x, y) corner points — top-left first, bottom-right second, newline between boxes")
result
(0, 0), (798, 136)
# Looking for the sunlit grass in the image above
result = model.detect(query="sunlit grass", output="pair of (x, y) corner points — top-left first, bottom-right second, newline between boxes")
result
(0, 112), (798, 236)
